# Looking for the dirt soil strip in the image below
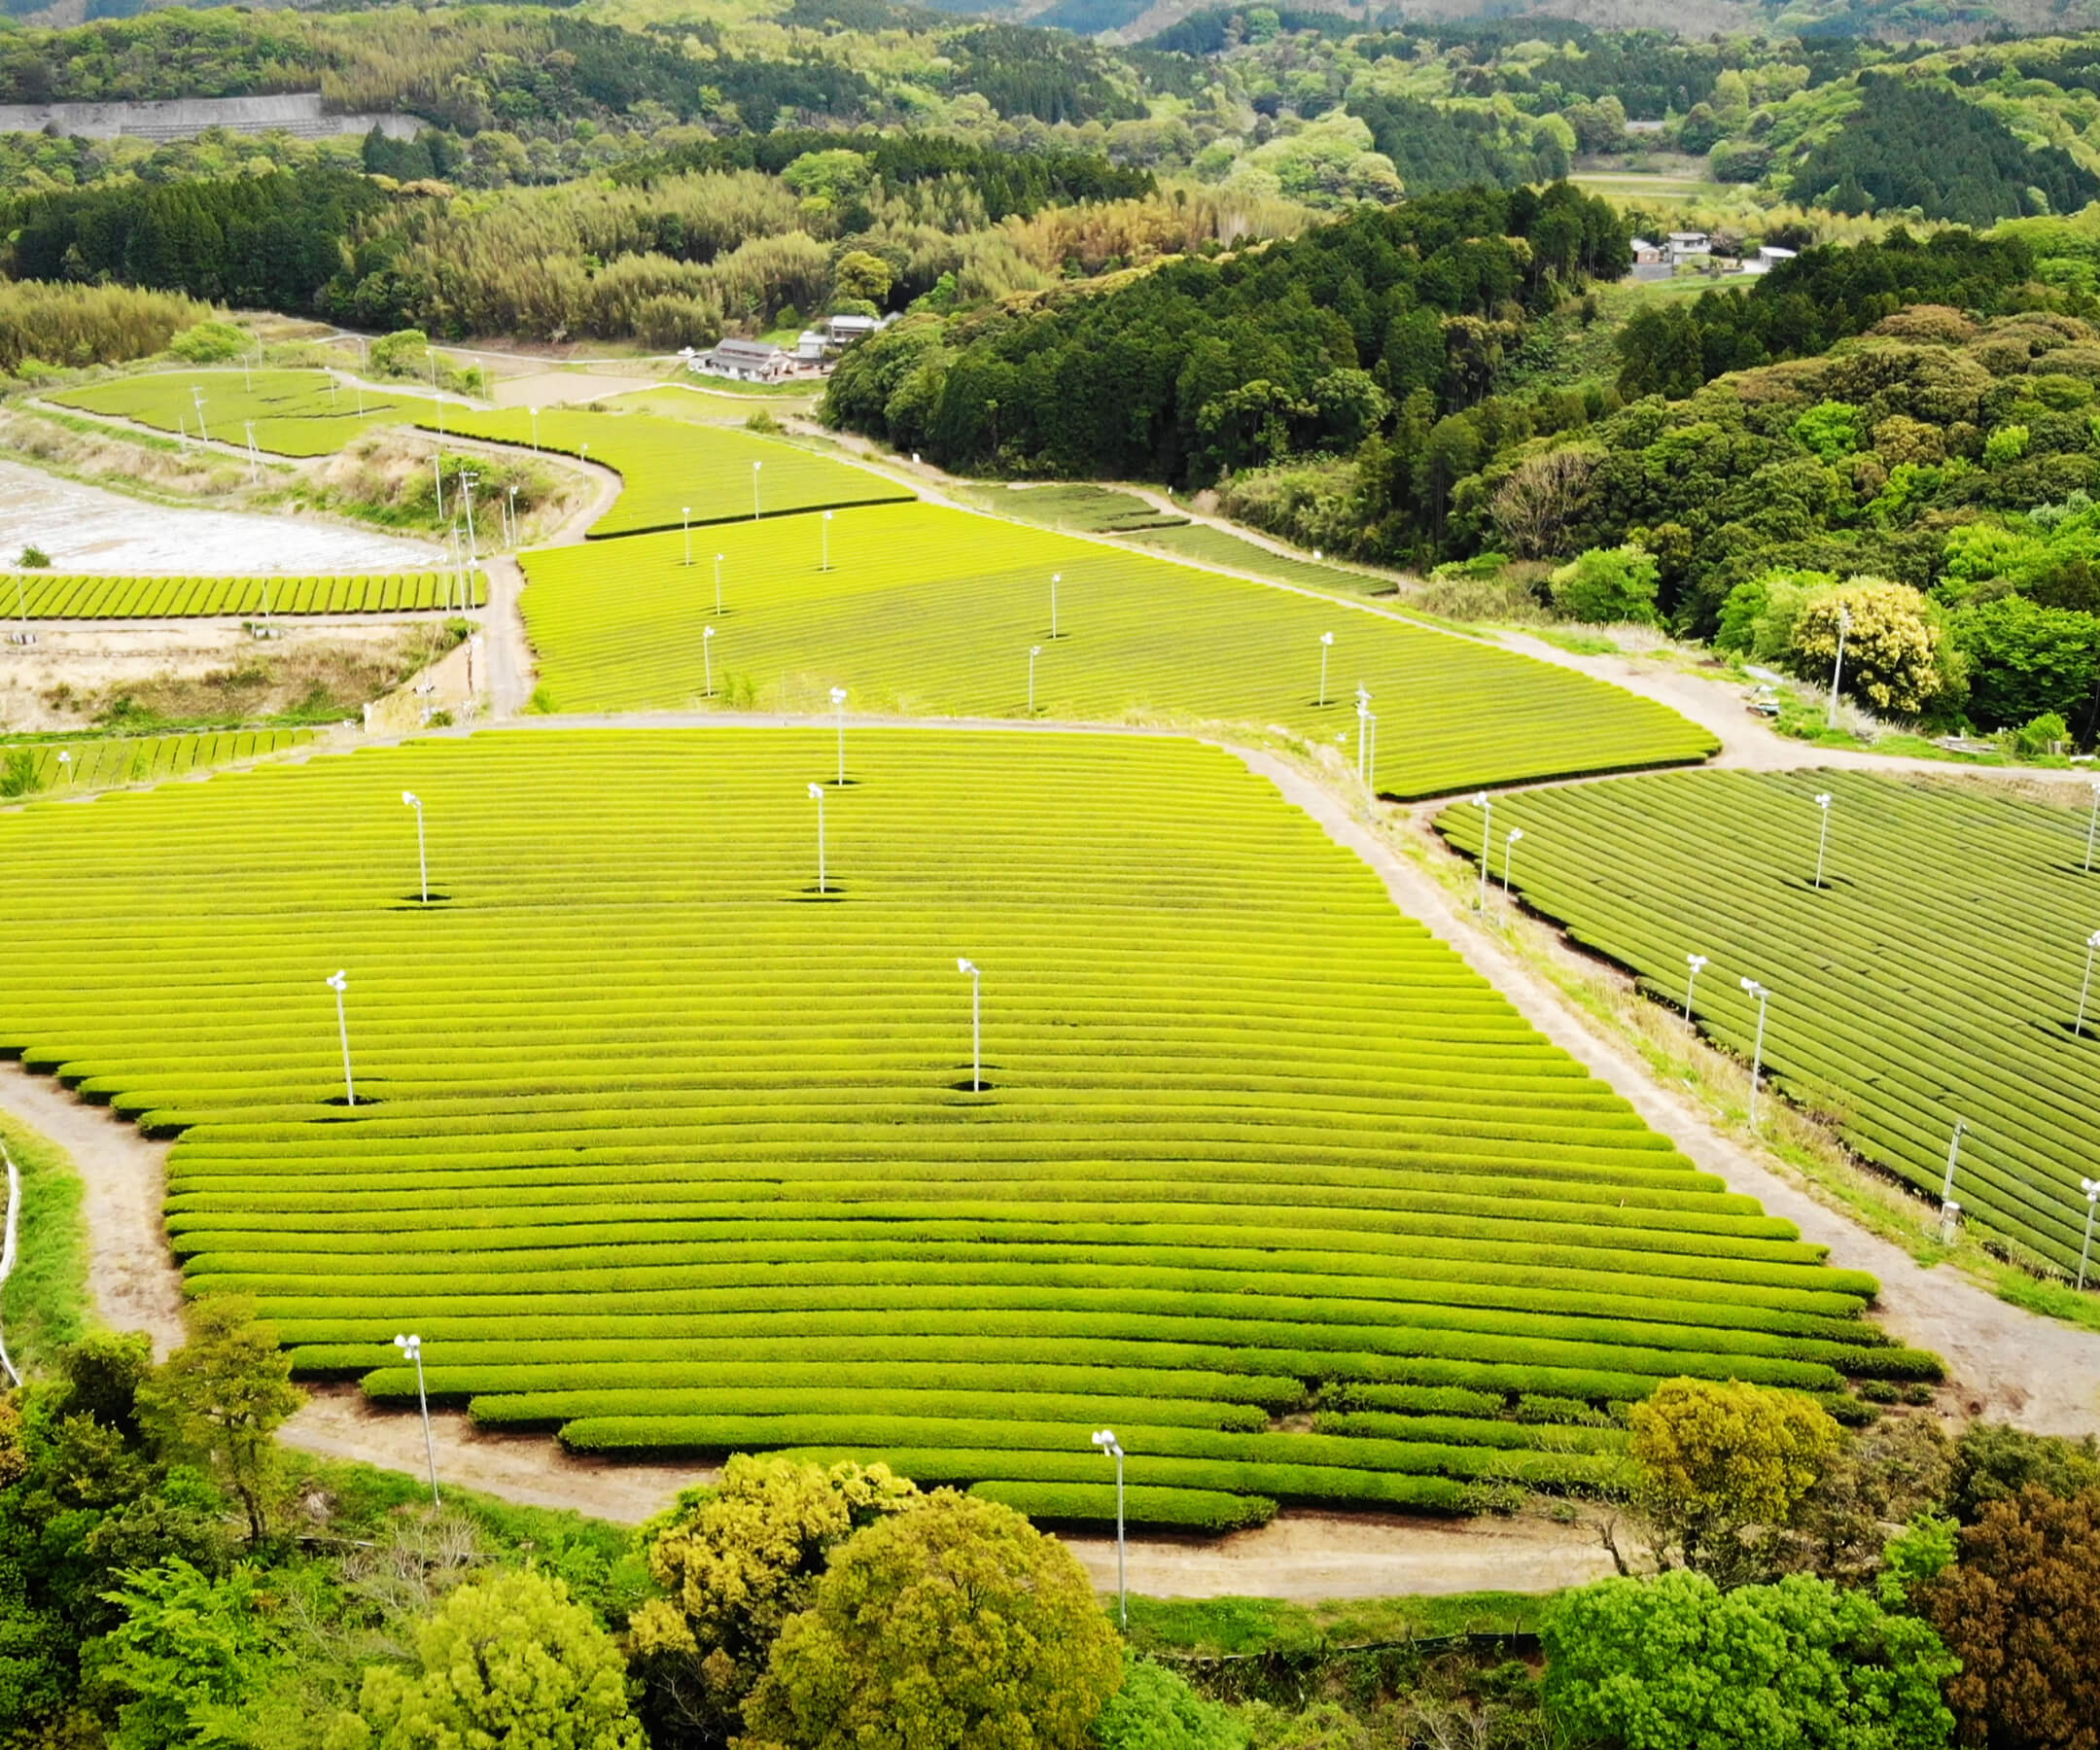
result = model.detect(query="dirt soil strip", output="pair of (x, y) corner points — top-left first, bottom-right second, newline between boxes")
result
(286, 1382), (710, 1522)
(1228, 747), (2100, 1439)
(0, 1062), (183, 1356)
(1064, 1509), (1617, 1602)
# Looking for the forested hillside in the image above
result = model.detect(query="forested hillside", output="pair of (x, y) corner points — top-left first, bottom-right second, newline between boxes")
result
(825, 181), (1628, 478)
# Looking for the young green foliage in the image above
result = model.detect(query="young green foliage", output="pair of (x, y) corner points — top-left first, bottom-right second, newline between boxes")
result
(741, 1491), (1122, 1750)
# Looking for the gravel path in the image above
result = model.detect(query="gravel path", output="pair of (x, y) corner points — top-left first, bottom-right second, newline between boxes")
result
(0, 1062), (183, 1356)
(1065, 1510), (1617, 1602)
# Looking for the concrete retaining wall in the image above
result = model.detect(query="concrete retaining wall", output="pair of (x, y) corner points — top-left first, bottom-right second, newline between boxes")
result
(0, 92), (421, 141)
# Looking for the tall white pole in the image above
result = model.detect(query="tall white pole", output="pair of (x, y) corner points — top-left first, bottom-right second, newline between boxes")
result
(703, 624), (716, 697)
(1029, 646), (1041, 716)
(2086, 783), (2100, 873)
(0, 1144), (21, 1388)
(1741, 978), (1770, 1128)
(1503, 826), (1523, 892)
(2080, 1178), (2100, 1291)
(752, 461), (762, 520)
(1827, 606), (1851, 729)
(243, 421), (259, 485)
(1812, 792), (1834, 889)
(433, 454), (444, 521)
(809, 783), (827, 893)
(403, 791), (427, 902)
(1941, 1119), (1967, 1242)
(2080, 931), (2100, 1037)
(327, 970), (355, 1105)
(1684, 953), (1707, 1023)
(1318, 632), (1333, 707)
(1474, 793), (1492, 911)
(394, 1334), (439, 1504)
(1093, 1430), (1126, 1627)
(192, 386), (208, 442)
(959, 959), (981, 1090)
(461, 473), (478, 566)
(1114, 1443), (1125, 1627)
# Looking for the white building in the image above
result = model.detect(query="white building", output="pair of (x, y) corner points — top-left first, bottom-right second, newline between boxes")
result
(1743, 244), (1800, 275)
(693, 338), (795, 382)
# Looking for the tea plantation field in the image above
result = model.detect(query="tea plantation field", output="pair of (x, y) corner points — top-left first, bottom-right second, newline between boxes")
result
(1, 570), (484, 617)
(1438, 771), (2100, 1280)
(52, 369), (448, 457)
(0, 730), (1931, 1526)
(2, 729), (312, 793)
(519, 503), (1715, 797)
(423, 407), (911, 538)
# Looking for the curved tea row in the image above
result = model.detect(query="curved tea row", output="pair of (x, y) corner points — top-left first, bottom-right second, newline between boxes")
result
(0, 730), (1928, 1525)
(1439, 770), (2100, 1278)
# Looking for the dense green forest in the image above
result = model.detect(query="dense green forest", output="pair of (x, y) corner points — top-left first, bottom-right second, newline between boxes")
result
(1786, 77), (2099, 225)
(824, 182), (1629, 483)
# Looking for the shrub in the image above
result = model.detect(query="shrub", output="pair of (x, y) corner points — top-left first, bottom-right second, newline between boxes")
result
(1628, 1378), (1843, 1584)
(167, 320), (251, 364)
(1924, 1486), (2100, 1749)
(1790, 578), (1952, 715)
(627, 1454), (917, 1749)
(2013, 710), (2071, 754)
(1948, 1425), (2100, 1522)
(742, 1491), (1122, 1750)
(328, 1569), (645, 1750)
(1548, 545), (1660, 625)
(1542, 1571), (1957, 1750)
(1092, 1662), (1247, 1750)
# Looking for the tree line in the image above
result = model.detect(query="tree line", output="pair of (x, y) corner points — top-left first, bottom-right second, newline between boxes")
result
(823, 182), (1631, 484)
(1613, 228), (2040, 402)
(612, 130), (1156, 224)
(1790, 75), (2100, 228)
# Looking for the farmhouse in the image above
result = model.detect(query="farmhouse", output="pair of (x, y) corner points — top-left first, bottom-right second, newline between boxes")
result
(694, 337), (796, 382)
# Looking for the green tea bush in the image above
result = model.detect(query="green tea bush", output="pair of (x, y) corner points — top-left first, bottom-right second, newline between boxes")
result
(0, 730), (1904, 1519)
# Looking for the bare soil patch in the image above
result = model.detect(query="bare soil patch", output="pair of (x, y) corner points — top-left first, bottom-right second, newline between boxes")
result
(0, 620), (457, 733)
(1063, 1510), (1618, 1601)
(0, 1063), (181, 1355)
